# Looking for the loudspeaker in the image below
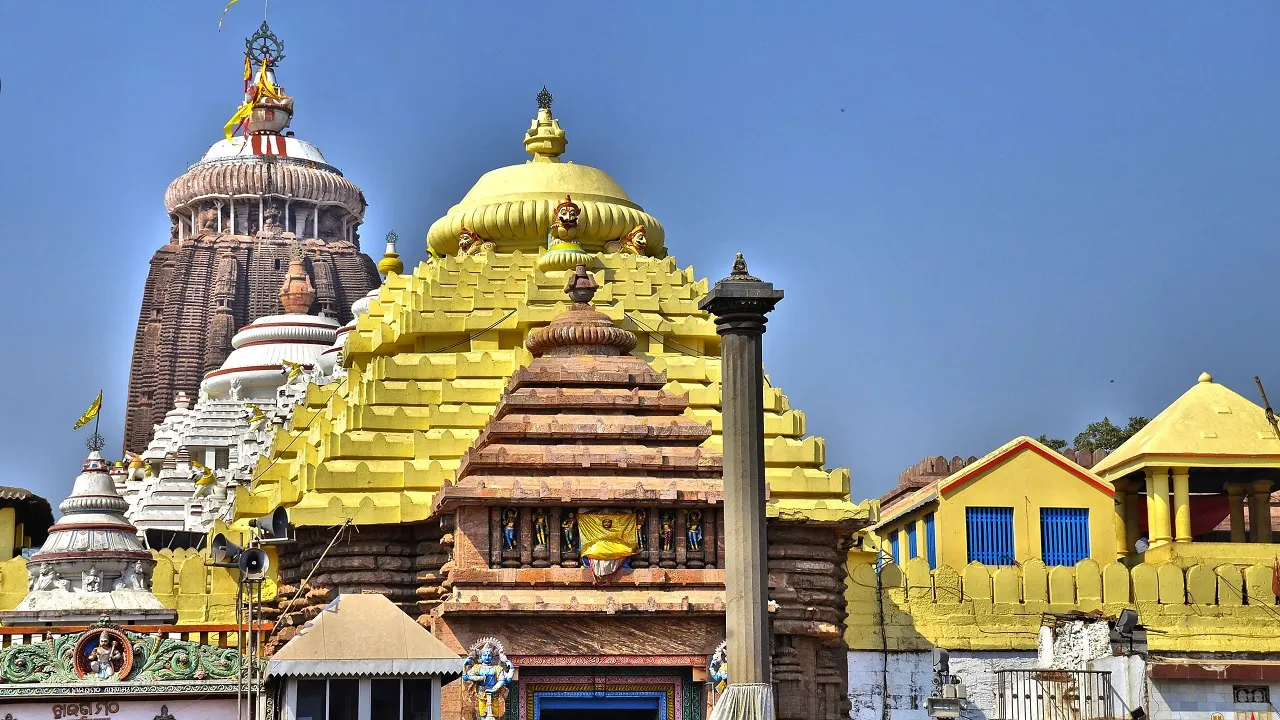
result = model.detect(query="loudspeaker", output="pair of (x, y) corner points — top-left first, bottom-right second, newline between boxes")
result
(250, 507), (291, 541)
(1115, 608), (1140, 637)
(933, 648), (950, 675)
(238, 548), (269, 581)
(211, 533), (243, 566)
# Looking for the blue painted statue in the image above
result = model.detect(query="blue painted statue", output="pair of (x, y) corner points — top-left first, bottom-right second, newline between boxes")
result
(463, 637), (516, 720)
(708, 640), (728, 696)
(687, 510), (703, 551)
(502, 509), (518, 550)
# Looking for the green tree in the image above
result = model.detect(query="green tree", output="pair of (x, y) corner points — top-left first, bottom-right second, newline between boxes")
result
(1036, 434), (1068, 451)
(1072, 416), (1150, 452)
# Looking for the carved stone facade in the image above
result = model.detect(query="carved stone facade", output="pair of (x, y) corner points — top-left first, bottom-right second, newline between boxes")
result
(125, 233), (377, 453)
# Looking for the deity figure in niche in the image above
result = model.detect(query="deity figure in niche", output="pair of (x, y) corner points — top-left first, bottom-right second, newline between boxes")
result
(30, 564), (56, 591)
(659, 512), (675, 552)
(687, 510), (703, 551)
(533, 509), (548, 547)
(462, 637), (515, 720)
(561, 511), (578, 549)
(635, 509), (648, 550)
(89, 630), (123, 679)
(82, 567), (102, 593)
(501, 509), (518, 550)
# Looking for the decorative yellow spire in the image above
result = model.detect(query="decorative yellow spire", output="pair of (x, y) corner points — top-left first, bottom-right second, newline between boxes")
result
(524, 86), (567, 162)
(378, 230), (404, 276)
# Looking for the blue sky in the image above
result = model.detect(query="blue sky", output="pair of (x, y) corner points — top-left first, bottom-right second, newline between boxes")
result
(2, 2), (1279, 504)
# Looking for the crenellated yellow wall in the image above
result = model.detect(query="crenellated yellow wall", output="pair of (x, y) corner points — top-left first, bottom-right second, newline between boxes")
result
(235, 250), (868, 528)
(846, 557), (1280, 653)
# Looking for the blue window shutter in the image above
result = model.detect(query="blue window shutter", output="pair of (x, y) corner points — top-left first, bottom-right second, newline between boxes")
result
(907, 524), (918, 559)
(925, 513), (937, 569)
(1041, 508), (1090, 566)
(965, 507), (1015, 565)
(890, 534), (900, 565)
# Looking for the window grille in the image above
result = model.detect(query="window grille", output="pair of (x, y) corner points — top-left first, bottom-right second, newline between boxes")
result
(1041, 508), (1090, 566)
(925, 513), (937, 569)
(966, 507), (1015, 565)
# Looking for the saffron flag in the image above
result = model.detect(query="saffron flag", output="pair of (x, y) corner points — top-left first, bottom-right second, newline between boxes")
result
(281, 359), (304, 382)
(217, 0), (241, 31)
(223, 102), (253, 142)
(73, 390), (103, 430)
(578, 512), (638, 562)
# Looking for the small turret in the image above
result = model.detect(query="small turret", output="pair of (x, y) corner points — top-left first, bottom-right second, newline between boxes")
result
(378, 230), (405, 277)
(278, 245), (316, 314)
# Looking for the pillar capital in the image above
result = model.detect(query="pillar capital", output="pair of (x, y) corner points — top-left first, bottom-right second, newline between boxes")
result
(1227, 483), (1248, 497)
(1251, 479), (1274, 494)
(699, 254), (784, 336)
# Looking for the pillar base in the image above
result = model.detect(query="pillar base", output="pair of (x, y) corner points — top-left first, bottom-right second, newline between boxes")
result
(709, 683), (776, 720)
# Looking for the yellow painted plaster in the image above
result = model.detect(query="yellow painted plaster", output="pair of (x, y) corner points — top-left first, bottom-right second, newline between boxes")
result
(876, 437), (1115, 568)
(846, 557), (1280, 653)
(235, 250), (867, 528)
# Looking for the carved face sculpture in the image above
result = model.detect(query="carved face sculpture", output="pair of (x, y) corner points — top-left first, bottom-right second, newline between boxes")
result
(479, 647), (493, 664)
(556, 202), (579, 229)
(624, 226), (647, 252)
(458, 227), (480, 255)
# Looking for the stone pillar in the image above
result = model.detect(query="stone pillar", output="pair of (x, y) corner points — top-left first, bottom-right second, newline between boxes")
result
(700, 253), (783, 720)
(1112, 482), (1129, 560)
(1228, 484), (1247, 543)
(1123, 484), (1141, 556)
(1172, 468), (1192, 543)
(1145, 467), (1172, 548)
(897, 528), (909, 563)
(1251, 479), (1273, 543)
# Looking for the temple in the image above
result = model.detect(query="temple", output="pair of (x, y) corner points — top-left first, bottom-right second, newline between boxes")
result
(232, 88), (868, 720)
(123, 21), (380, 453)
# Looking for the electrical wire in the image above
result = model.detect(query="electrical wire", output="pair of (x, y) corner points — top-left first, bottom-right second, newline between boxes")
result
(268, 518), (353, 641)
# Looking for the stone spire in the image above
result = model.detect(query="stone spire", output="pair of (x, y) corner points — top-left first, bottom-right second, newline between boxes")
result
(279, 246), (316, 314)
(3, 453), (175, 624)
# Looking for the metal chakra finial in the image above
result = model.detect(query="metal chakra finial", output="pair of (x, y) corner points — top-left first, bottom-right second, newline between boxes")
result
(85, 433), (105, 452)
(537, 86), (553, 111)
(246, 20), (285, 66)
(385, 230), (399, 248)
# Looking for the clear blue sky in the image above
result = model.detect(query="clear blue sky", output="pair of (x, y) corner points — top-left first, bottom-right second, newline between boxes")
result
(2, 2), (1279, 505)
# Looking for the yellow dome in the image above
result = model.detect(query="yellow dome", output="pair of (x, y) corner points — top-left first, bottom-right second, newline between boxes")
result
(426, 98), (665, 258)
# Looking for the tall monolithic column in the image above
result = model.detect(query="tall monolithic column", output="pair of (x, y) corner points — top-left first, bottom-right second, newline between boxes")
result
(700, 254), (783, 720)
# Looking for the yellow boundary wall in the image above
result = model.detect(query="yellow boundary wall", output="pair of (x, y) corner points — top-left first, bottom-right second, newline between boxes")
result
(846, 557), (1280, 653)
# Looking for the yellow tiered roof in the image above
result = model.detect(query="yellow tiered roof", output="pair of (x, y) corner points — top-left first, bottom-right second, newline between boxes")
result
(235, 250), (866, 527)
(1091, 372), (1280, 479)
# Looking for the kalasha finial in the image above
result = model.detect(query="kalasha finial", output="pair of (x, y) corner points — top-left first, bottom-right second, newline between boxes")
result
(732, 253), (748, 275)
(246, 20), (285, 66)
(565, 264), (598, 304)
(537, 86), (553, 111)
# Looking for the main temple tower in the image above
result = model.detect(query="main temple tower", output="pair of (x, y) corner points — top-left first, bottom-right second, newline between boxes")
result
(123, 22), (380, 453)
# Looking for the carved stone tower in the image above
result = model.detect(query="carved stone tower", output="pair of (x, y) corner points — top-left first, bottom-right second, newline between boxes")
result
(123, 22), (379, 453)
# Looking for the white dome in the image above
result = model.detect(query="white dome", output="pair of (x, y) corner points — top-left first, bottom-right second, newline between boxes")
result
(198, 135), (329, 165)
(202, 313), (339, 400)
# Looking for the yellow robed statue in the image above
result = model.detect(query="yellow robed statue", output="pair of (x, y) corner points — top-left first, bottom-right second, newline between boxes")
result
(577, 511), (638, 581)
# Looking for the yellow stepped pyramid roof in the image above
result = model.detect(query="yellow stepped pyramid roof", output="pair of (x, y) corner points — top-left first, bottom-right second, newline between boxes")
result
(1092, 372), (1280, 479)
(235, 250), (867, 527)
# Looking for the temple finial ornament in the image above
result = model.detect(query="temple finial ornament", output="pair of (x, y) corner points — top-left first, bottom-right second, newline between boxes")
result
(246, 20), (285, 66)
(378, 230), (405, 276)
(525, 88), (567, 161)
(565, 264), (598, 304)
(732, 253), (747, 275)
(462, 637), (515, 720)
